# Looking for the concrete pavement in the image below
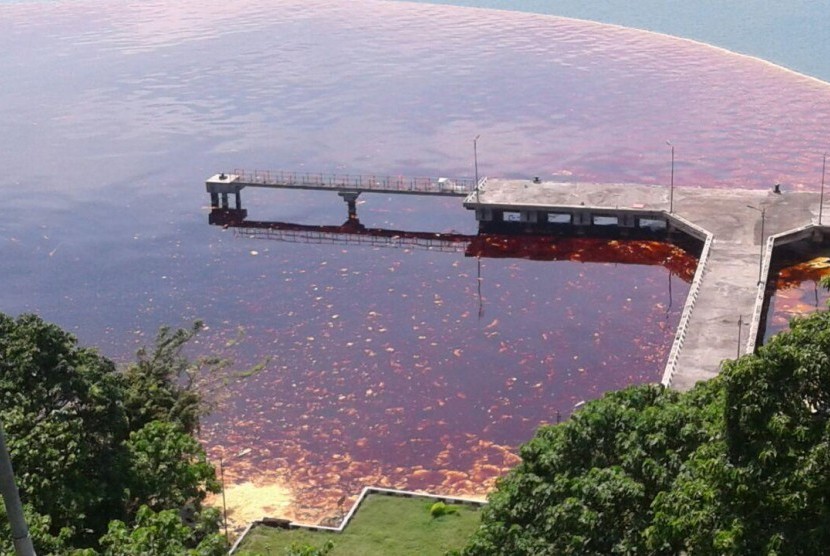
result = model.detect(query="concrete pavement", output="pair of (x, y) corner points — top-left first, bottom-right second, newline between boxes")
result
(466, 179), (821, 391)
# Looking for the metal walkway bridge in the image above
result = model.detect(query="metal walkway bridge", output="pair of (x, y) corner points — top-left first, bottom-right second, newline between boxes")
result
(206, 170), (479, 217)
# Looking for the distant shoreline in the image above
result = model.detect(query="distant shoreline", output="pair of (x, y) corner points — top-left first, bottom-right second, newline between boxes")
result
(397, 0), (830, 83)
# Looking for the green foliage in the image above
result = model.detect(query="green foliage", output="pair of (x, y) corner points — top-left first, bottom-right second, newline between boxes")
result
(0, 313), (130, 545)
(464, 307), (830, 554)
(285, 539), (335, 556)
(124, 421), (220, 514)
(99, 505), (225, 556)
(429, 501), (459, 518)
(0, 313), (226, 554)
(0, 502), (76, 556)
(123, 321), (209, 435)
(122, 322), (266, 435)
(465, 383), (717, 555)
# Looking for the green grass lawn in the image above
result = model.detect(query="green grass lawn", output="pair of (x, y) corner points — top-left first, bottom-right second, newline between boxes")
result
(233, 493), (482, 556)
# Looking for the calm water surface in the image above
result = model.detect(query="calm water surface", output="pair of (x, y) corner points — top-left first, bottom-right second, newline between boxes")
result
(404, 0), (830, 82)
(2, 0), (830, 523)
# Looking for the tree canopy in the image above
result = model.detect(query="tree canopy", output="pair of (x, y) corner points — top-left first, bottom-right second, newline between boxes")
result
(463, 308), (830, 555)
(0, 313), (225, 555)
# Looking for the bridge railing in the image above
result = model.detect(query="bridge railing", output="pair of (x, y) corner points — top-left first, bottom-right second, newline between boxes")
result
(231, 169), (476, 195)
(661, 215), (713, 389)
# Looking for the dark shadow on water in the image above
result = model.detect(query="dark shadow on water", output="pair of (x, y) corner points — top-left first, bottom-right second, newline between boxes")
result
(208, 208), (698, 281)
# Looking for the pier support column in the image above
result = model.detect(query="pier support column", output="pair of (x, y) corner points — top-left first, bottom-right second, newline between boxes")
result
(206, 173), (243, 211)
(338, 191), (361, 220)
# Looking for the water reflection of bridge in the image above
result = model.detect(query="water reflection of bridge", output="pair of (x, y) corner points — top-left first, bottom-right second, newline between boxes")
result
(211, 212), (469, 254)
(208, 209), (696, 276)
(238, 226), (467, 253)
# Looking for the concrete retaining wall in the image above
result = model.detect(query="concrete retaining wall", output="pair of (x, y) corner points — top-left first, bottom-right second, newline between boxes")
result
(747, 224), (830, 353)
(661, 214), (713, 387)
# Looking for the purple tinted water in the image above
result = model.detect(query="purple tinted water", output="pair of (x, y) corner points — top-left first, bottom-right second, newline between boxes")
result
(195, 233), (693, 520)
(2, 0), (830, 523)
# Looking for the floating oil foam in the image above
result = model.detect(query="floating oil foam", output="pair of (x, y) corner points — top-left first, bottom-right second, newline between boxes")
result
(199, 235), (695, 526)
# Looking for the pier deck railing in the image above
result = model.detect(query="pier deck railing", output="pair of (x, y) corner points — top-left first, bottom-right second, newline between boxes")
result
(231, 169), (477, 196)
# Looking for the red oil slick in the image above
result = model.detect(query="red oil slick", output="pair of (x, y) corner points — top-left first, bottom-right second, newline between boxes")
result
(3, 0), (830, 526)
(765, 253), (830, 342)
(198, 231), (695, 523)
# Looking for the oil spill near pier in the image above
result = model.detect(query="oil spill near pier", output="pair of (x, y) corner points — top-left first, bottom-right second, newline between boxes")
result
(200, 214), (696, 524)
(764, 251), (830, 342)
(3, 0), (830, 529)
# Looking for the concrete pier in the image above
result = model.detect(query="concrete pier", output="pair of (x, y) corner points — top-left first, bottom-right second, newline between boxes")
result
(464, 179), (822, 391)
(205, 169), (827, 392)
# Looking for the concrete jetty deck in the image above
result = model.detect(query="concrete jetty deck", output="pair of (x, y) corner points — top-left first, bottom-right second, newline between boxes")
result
(464, 179), (821, 391)
(205, 169), (826, 392)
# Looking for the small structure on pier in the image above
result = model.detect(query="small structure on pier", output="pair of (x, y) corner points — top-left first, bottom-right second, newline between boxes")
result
(206, 173), (244, 210)
(463, 179), (671, 238)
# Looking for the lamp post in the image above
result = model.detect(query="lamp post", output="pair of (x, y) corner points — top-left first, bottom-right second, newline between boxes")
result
(747, 204), (766, 284)
(820, 152), (827, 225)
(737, 315), (744, 359)
(219, 456), (228, 542)
(218, 448), (251, 544)
(474, 134), (481, 203)
(477, 255), (484, 319)
(666, 141), (675, 213)
(0, 419), (35, 556)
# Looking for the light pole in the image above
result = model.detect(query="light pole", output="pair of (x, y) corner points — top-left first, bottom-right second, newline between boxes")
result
(737, 315), (743, 358)
(747, 204), (766, 284)
(666, 141), (675, 213)
(820, 152), (827, 225)
(0, 419), (36, 556)
(474, 134), (481, 203)
(219, 456), (228, 543)
(477, 255), (484, 319)
(218, 448), (251, 544)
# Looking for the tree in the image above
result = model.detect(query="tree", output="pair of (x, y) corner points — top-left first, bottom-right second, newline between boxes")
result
(463, 383), (720, 554)
(121, 321), (263, 435)
(0, 313), (226, 554)
(649, 310), (830, 554)
(122, 322), (209, 436)
(0, 313), (130, 544)
(99, 505), (225, 556)
(124, 420), (220, 514)
(0, 502), (75, 555)
(652, 309), (830, 554)
(463, 307), (830, 555)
